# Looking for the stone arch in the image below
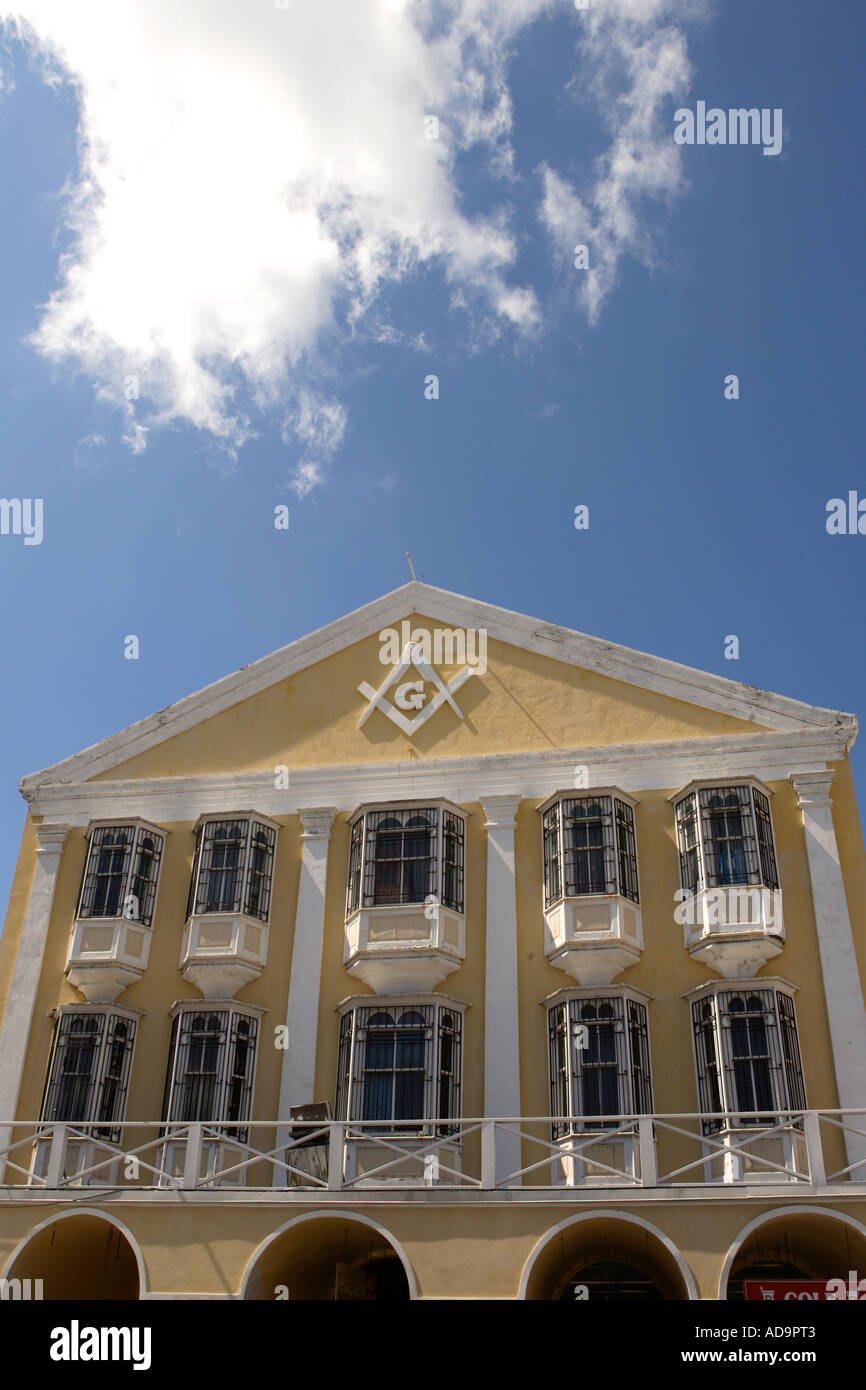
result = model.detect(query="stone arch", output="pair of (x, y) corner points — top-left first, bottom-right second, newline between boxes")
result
(519, 1210), (698, 1301)
(2, 1208), (146, 1300)
(720, 1205), (866, 1299)
(240, 1210), (418, 1301)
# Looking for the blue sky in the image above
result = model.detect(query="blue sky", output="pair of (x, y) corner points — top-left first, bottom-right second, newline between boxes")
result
(0, 0), (864, 911)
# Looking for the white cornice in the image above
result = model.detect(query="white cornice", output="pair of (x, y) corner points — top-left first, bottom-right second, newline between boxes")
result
(24, 730), (849, 827)
(19, 582), (857, 791)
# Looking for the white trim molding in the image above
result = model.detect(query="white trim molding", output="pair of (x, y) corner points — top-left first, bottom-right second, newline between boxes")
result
(790, 771), (866, 1176)
(21, 729), (850, 827)
(0, 824), (70, 1182)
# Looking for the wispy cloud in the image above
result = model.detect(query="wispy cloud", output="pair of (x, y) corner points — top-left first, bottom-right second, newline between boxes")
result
(540, 0), (703, 322)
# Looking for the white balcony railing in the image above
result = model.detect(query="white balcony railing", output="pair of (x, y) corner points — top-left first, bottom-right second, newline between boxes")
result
(1, 1111), (865, 1193)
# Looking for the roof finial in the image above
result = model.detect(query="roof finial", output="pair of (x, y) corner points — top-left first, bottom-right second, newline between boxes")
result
(406, 552), (417, 581)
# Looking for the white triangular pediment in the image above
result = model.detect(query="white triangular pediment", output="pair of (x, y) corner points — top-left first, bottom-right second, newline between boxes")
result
(19, 581), (856, 790)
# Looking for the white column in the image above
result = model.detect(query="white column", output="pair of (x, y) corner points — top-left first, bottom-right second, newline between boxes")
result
(0, 823), (70, 1180)
(481, 795), (522, 1186)
(275, 808), (336, 1173)
(790, 772), (866, 1175)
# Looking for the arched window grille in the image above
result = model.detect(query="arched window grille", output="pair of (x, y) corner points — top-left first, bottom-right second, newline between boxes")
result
(336, 1002), (463, 1135)
(691, 987), (804, 1134)
(675, 785), (779, 896)
(547, 994), (652, 1139)
(161, 1008), (259, 1141)
(346, 806), (465, 914)
(186, 817), (276, 922)
(77, 823), (164, 925)
(542, 795), (639, 908)
(39, 1010), (137, 1143)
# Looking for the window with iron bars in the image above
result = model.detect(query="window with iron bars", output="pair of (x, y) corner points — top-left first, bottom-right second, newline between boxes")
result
(346, 806), (465, 914)
(335, 1003), (463, 1135)
(186, 818), (276, 922)
(548, 995), (652, 1140)
(39, 1010), (137, 1144)
(675, 785), (779, 896)
(161, 1008), (258, 1142)
(691, 988), (805, 1135)
(77, 824), (164, 926)
(542, 796), (639, 908)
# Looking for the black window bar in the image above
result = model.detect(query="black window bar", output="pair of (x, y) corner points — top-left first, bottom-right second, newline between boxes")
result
(753, 789), (780, 891)
(195, 821), (246, 915)
(549, 996), (652, 1141)
(127, 827), (163, 924)
(562, 798), (616, 897)
(336, 1004), (462, 1136)
(692, 997), (725, 1135)
(778, 992), (806, 1112)
(78, 827), (133, 920)
(39, 1011), (136, 1145)
(542, 804), (562, 907)
(91, 1015), (137, 1142)
(41, 1012), (106, 1126)
(346, 816), (364, 915)
(676, 793), (702, 896)
(615, 800), (640, 904)
(720, 990), (787, 1127)
(162, 1009), (258, 1143)
(548, 1004), (571, 1141)
(361, 809), (439, 907)
(436, 1010), (462, 1136)
(543, 797), (639, 906)
(699, 787), (761, 888)
(188, 819), (275, 922)
(442, 811), (465, 914)
(245, 823), (276, 921)
(627, 999), (653, 1114)
(693, 989), (803, 1135)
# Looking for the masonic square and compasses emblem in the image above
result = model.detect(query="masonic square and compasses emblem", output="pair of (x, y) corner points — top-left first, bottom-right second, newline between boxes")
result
(357, 623), (487, 735)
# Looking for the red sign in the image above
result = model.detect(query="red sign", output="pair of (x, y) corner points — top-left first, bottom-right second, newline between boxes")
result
(744, 1280), (835, 1301)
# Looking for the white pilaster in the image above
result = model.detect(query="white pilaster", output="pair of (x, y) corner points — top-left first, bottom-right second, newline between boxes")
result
(790, 772), (866, 1176)
(0, 823), (70, 1180)
(481, 795), (522, 1186)
(275, 808), (336, 1178)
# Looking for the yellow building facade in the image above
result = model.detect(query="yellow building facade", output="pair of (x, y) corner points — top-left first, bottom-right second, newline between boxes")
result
(1, 581), (865, 1300)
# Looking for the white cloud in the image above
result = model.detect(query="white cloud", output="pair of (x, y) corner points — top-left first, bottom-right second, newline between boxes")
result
(540, 0), (703, 321)
(0, 0), (705, 483)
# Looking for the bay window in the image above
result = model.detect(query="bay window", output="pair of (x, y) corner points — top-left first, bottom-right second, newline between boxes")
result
(77, 822), (164, 925)
(548, 992), (652, 1139)
(39, 1007), (137, 1142)
(346, 805), (465, 914)
(161, 1005), (259, 1141)
(186, 817), (276, 923)
(691, 984), (805, 1134)
(336, 1000), (463, 1134)
(542, 795), (639, 908)
(675, 784), (779, 896)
